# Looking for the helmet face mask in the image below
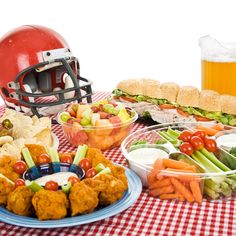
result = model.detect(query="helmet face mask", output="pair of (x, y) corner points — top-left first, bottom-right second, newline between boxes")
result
(0, 26), (93, 117)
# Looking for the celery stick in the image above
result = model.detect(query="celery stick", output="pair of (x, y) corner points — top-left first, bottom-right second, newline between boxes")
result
(159, 131), (180, 147)
(25, 180), (43, 192)
(204, 179), (221, 193)
(73, 145), (88, 165)
(62, 181), (72, 194)
(204, 185), (220, 199)
(95, 163), (105, 173)
(22, 147), (36, 168)
(191, 152), (225, 183)
(47, 148), (60, 162)
(94, 167), (111, 178)
(167, 128), (180, 139)
(200, 148), (231, 172)
(220, 182), (232, 197)
(0, 173), (14, 185)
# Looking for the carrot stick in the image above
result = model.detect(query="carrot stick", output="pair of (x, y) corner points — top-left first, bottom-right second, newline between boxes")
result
(170, 178), (194, 202)
(165, 168), (194, 173)
(211, 123), (224, 131)
(159, 193), (180, 200)
(148, 159), (164, 185)
(183, 166), (197, 172)
(147, 171), (157, 185)
(149, 185), (174, 197)
(177, 194), (185, 201)
(195, 125), (219, 136)
(149, 178), (171, 190)
(162, 159), (189, 169)
(189, 180), (203, 203)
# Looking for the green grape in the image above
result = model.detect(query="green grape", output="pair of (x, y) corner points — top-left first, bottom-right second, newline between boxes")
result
(60, 112), (71, 123)
(80, 117), (91, 126)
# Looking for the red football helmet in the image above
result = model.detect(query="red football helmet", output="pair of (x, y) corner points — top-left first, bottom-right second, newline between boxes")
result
(0, 25), (92, 116)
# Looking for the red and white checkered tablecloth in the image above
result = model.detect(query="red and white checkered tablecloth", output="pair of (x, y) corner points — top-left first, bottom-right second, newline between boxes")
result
(0, 91), (235, 236)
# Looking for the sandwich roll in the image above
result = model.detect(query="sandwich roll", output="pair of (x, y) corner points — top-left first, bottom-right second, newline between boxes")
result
(140, 78), (162, 98)
(176, 86), (200, 107)
(160, 82), (180, 103)
(199, 90), (221, 112)
(116, 79), (143, 95)
(220, 95), (236, 115)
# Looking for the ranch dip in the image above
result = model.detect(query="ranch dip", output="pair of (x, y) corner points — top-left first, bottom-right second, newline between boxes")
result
(35, 172), (78, 186)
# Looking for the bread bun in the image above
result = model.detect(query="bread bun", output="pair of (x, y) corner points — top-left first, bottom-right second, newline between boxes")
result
(140, 79), (162, 98)
(160, 82), (180, 102)
(176, 86), (199, 107)
(198, 90), (221, 112)
(220, 95), (236, 115)
(116, 79), (142, 95)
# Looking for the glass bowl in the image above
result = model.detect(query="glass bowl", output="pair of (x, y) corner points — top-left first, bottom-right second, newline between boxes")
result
(57, 108), (138, 150)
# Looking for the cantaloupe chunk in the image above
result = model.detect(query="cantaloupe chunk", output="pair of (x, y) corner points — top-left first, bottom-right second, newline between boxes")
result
(76, 105), (91, 118)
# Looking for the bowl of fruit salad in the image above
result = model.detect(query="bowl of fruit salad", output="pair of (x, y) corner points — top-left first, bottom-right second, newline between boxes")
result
(57, 99), (138, 150)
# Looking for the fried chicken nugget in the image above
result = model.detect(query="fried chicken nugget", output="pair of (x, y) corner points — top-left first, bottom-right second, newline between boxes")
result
(83, 178), (106, 193)
(7, 186), (34, 216)
(86, 148), (110, 167)
(69, 182), (99, 216)
(0, 177), (14, 205)
(32, 189), (68, 220)
(25, 144), (47, 165)
(94, 174), (127, 206)
(0, 155), (20, 182)
(107, 164), (128, 189)
(86, 148), (128, 188)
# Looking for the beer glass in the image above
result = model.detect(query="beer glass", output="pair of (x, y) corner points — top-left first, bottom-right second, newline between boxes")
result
(199, 35), (236, 96)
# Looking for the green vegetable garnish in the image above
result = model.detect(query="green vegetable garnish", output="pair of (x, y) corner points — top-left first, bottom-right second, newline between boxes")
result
(25, 180), (43, 192)
(47, 148), (60, 163)
(94, 167), (111, 178)
(22, 147), (36, 168)
(95, 163), (105, 173)
(62, 181), (72, 194)
(73, 145), (88, 165)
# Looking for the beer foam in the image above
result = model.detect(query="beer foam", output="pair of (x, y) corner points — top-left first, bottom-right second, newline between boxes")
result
(202, 53), (236, 62)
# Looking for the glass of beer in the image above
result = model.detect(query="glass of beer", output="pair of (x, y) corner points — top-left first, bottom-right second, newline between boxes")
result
(199, 35), (236, 96)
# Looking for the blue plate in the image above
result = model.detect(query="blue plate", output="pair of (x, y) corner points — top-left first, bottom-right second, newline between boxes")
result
(0, 166), (142, 228)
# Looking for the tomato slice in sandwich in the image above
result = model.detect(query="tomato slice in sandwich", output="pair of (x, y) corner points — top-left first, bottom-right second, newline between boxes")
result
(176, 108), (190, 117)
(120, 95), (136, 103)
(159, 104), (176, 109)
(194, 115), (212, 122)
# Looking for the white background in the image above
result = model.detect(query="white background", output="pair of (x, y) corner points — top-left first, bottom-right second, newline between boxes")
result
(1, 0), (236, 105)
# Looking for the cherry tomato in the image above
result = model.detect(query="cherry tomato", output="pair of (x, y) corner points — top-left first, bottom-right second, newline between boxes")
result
(190, 136), (204, 150)
(204, 138), (217, 153)
(79, 158), (92, 172)
(45, 181), (59, 191)
(178, 130), (192, 142)
(13, 161), (27, 174)
(60, 153), (73, 164)
(193, 130), (206, 140)
(15, 179), (25, 188)
(85, 168), (97, 178)
(38, 154), (51, 164)
(179, 142), (194, 156)
(68, 176), (80, 185)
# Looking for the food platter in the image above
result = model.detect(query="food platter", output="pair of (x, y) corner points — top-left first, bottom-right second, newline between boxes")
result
(0, 166), (142, 228)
